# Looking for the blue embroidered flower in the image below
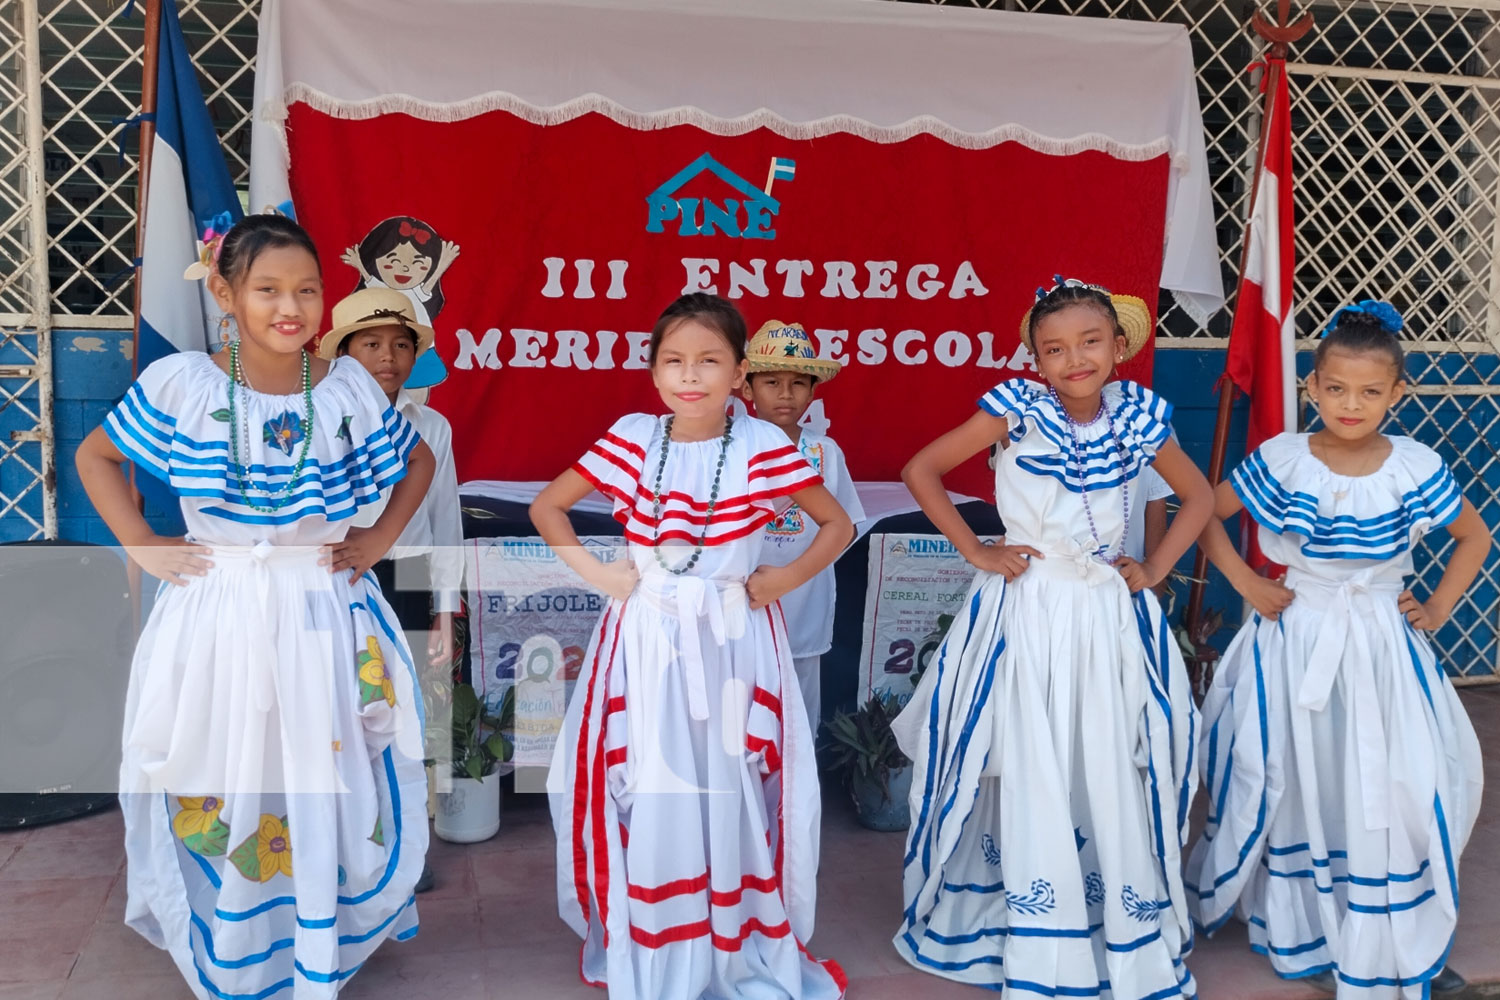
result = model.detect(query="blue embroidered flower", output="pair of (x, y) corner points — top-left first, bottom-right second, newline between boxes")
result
(1085, 872), (1106, 907)
(1005, 878), (1056, 915)
(263, 411), (305, 456)
(1121, 884), (1169, 922)
(981, 834), (1002, 867)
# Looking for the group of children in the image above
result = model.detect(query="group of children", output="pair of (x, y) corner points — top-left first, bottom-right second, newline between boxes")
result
(75, 213), (1488, 1000)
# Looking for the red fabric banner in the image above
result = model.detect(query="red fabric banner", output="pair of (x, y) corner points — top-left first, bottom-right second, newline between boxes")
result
(287, 104), (1170, 496)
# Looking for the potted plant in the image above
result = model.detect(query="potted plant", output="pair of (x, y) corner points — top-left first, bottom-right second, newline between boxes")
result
(433, 682), (513, 843)
(825, 692), (912, 832)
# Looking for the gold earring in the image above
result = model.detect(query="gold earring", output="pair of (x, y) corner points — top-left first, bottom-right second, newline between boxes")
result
(218, 314), (232, 344)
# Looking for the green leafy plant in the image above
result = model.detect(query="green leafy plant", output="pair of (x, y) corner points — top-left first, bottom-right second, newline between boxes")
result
(825, 693), (910, 804)
(450, 682), (514, 780)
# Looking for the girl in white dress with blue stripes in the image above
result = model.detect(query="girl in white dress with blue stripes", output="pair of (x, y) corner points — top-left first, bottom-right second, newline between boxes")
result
(1189, 301), (1489, 998)
(894, 279), (1213, 998)
(75, 215), (436, 999)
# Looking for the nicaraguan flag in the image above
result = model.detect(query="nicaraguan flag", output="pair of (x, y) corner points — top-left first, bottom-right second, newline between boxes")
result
(137, 0), (243, 368)
(771, 157), (796, 181)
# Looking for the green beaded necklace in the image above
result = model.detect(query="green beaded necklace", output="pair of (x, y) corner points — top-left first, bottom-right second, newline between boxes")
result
(650, 414), (733, 575)
(226, 340), (315, 513)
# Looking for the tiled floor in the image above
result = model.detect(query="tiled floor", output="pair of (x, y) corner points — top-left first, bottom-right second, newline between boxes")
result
(3, 686), (1498, 999)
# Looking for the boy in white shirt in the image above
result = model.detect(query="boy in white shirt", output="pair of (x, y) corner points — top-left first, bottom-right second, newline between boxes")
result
(740, 321), (865, 732)
(320, 287), (464, 891)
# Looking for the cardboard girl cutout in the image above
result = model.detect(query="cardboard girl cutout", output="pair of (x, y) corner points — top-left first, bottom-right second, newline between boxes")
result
(342, 216), (459, 390)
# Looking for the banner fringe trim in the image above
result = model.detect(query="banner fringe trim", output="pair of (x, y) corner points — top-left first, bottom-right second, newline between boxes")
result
(261, 86), (1174, 160)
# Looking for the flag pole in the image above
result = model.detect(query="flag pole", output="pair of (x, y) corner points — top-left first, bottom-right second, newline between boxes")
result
(126, 0), (163, 634)
(131, 0), (163, 381)
(1183, 0), (1311, 687)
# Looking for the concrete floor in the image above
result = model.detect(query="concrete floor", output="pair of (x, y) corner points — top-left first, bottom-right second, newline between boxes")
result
(3, 686), (1498, 999)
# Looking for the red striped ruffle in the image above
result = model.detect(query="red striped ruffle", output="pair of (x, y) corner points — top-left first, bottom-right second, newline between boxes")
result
(572, 415), (822, 547)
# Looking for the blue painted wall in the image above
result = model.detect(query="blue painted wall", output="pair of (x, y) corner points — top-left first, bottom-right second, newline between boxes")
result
(7, 327), (181, 546)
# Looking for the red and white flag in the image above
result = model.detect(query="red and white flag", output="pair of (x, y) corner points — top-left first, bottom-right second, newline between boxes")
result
(1225, 58), (1297, 458)
(1224, 58), (1296, 566)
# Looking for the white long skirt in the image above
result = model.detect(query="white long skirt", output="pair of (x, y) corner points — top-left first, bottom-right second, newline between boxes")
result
(119, 546), (428, 1000)
(893, 558), (1199, 999)
(550, 576), (846, 1000)
(1190, 569), (1483, 998)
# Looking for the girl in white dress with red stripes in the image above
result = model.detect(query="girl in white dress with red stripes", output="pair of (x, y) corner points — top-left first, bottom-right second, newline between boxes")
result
(529, 293), (855, 1000)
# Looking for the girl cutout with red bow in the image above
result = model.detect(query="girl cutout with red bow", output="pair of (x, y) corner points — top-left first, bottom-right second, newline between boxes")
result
(342, 215), (459, 329)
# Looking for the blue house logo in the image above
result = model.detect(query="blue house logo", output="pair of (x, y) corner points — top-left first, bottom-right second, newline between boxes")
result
(646, 153), (780, 241)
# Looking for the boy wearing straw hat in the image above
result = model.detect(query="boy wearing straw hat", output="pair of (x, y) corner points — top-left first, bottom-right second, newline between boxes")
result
(320, 287), (463, 893)
(741, 321), (865, 733)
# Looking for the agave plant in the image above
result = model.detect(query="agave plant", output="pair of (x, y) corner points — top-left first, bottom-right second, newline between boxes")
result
(825, 693), (910, 804)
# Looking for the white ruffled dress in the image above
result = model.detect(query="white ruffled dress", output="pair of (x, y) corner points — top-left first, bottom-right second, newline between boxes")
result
(893, 380), (1200, 999)
(103, 352), (428, 1000)
(1189, 433), (1482, 998)
(552, 412), (848, 1000)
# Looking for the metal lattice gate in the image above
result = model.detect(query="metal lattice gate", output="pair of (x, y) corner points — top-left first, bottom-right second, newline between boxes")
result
(1, 0), (1496, 677)
(0, 0), (257, 542)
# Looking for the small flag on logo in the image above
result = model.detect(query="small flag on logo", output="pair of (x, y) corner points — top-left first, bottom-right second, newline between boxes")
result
(764, 156), (797, 195)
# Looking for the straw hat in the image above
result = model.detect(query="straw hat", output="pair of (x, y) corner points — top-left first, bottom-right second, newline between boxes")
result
(317, 287), (435, 360)
(1019, 282), (1153, 361)
(745, 321), (841, 383)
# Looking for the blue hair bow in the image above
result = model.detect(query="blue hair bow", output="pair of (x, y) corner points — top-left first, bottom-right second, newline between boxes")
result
(1324, 299), (1403, 336)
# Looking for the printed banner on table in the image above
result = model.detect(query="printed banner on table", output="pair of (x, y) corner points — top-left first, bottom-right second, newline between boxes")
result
(251, 0), (1224, 499)
(858, 533), (993, 704)
(465, 536), (625, 774)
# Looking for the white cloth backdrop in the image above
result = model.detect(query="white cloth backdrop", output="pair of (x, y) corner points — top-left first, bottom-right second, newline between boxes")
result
(250, 0), (1223, 319)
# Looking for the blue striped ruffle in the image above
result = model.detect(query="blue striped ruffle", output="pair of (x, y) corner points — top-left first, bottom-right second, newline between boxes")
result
(978, 379), (1173, 493)
(1230, 436), (1462, 561)
(104, 381), (419, 527)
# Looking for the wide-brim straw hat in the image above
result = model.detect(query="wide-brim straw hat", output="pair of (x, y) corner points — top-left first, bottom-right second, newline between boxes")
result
(745, 320), (841, 383)
(1019, 290), (1153, 361)
(317, 286), (435, 360)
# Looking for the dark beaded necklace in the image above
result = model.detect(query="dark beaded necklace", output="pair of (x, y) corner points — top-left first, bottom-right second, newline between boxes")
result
(1049, 384), (1131, 564)
(650, 414), (733, 575)
(227, 340), (315, 513)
